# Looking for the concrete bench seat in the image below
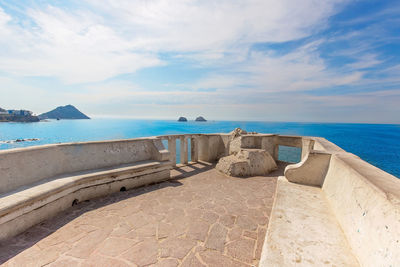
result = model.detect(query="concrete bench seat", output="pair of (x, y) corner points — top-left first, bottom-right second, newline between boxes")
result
(261, 177), (359, 266)
(0, 160), (170, 222)
(260, 137), (400, 267)
(0, 138), (171, 240)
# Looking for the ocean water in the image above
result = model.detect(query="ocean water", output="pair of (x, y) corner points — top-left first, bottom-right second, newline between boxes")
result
(0, 119), (399, 178)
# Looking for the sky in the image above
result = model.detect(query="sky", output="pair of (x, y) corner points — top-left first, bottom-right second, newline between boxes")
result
(0, 0), (399, 123)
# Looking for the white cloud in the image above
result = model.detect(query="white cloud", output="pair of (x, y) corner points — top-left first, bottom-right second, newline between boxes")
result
(0, 6), (163, 83)
(184, 40), (364, 94)
(0, 0), (347, 83)
(1, 0), (399, 123)
(86, 0), (346, 50)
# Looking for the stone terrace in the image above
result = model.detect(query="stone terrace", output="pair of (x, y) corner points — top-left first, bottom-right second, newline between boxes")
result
(0, 162), (285, 267)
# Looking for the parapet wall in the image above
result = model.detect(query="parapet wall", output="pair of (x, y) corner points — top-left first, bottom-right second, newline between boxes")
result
(322, 152), (400, 266)
(0, 137), (171, 240)
(280, 136), (400, 266)
(195, 133), (314, 163)
(0, 138), (169, 194)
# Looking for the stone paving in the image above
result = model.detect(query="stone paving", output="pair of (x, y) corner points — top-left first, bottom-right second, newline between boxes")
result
(0, 162), (283, 267)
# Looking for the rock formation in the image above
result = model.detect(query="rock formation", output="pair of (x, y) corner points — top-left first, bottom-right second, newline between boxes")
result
(216, 127), (277, 177)
(178, 117), (187, 122)
(216, 149), (277, 177)
(39, 105), (90, 120)
(0, 138), (39, 144)
(230, 128), (247, 137)
(195, 116), (207, 122)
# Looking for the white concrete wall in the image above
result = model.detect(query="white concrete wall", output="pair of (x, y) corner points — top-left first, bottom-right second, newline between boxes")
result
(284, 151), (331, 186)
(0, 138), (168, 194)
(322, 153), (400, 267)
(197, 134), (227, 162)
(280, 136), (400, 266)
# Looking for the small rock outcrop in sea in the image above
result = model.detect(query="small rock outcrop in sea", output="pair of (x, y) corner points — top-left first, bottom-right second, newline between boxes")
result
(178, 117), (187, 122)
(0, 138), (39, 144)
(39, 105), (90, 120)
(195, 116), (207, 122)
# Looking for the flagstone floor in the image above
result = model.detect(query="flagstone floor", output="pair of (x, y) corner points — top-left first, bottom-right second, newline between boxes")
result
(0, 162), (284, 267)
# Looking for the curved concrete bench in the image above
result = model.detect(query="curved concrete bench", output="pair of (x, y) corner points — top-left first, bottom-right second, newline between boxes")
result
(0, 138), (171, 241)
(261, 137), (400, 266)
(284, 150), (331, 186)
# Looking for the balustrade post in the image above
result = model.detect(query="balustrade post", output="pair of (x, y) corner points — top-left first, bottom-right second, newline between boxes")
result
(168, 137), (177, 167)
(273, 144), (279, 161)
(191, 137), (198, 162)
(180, 136), (188, 164)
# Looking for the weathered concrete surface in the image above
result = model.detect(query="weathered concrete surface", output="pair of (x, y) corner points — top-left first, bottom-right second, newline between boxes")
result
(0, 162), (171, 241)
(276, 136), (400, 267)
(0, 138), (171, 241)
(260, 176), (360, 266)
(216, 149), (277, 177)
(0, 138), (169, 194)
(322, 153), (400, 267)
(0, 162), (283, 266)
(284, 151), (331, 186)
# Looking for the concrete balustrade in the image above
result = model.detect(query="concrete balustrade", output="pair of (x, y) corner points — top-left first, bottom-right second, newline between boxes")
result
(158, 133), (314, 166)
(0, 138), (171, 240)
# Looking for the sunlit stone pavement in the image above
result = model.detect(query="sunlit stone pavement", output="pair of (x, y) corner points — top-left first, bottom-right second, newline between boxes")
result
(0, 162), (282, 267)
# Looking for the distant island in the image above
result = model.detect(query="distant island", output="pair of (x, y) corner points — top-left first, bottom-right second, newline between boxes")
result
(0, 107), (40, 122)
(195, 116), (207, 122)
(178, 117), (187, 122)
(39, 105), (90, 120)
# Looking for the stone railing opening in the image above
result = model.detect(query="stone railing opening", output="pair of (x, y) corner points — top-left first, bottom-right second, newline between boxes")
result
(158, 134), (200, 166)
(277, 145), (301, 163)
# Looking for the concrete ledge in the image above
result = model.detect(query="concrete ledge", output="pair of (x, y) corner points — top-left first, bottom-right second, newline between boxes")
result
(265, 136), (400, 266)
(0, 138), (172, 241)
(260, 176), (359, 266)
(0, 160), (171, 224)
(284, 151), (331, 187)
(0, 168), (170, 241)
(322, 153), (400, 267)
(0, 138), (168, 194)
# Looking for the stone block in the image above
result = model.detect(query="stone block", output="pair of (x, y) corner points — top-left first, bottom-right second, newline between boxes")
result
(216, 149), (277, 177)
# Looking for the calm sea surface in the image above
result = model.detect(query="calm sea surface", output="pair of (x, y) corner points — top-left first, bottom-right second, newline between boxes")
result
(0, 119), (399, 178)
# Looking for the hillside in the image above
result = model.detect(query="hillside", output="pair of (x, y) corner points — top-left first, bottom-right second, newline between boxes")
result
(39, 105), (90, 120)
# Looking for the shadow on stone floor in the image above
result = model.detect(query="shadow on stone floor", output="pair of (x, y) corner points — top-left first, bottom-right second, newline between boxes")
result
(206, 160), (290, 180)
(171, 160), (215, 179)
(172, 160), (289, 180)
(0, 161), (216, 264)
(0, 160), (288, 264)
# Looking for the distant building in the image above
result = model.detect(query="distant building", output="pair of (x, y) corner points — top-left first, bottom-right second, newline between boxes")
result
(21, 110), (33, 116)
(7, 110), (33, 116)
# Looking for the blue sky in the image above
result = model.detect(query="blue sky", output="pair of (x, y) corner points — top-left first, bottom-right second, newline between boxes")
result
(0, 0), (399, 123)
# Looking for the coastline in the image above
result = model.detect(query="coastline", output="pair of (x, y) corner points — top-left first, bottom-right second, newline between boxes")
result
(0, 118), (399, 178)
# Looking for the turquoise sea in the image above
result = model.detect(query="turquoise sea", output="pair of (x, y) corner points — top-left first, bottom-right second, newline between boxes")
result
(0, 119), (399, 178)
